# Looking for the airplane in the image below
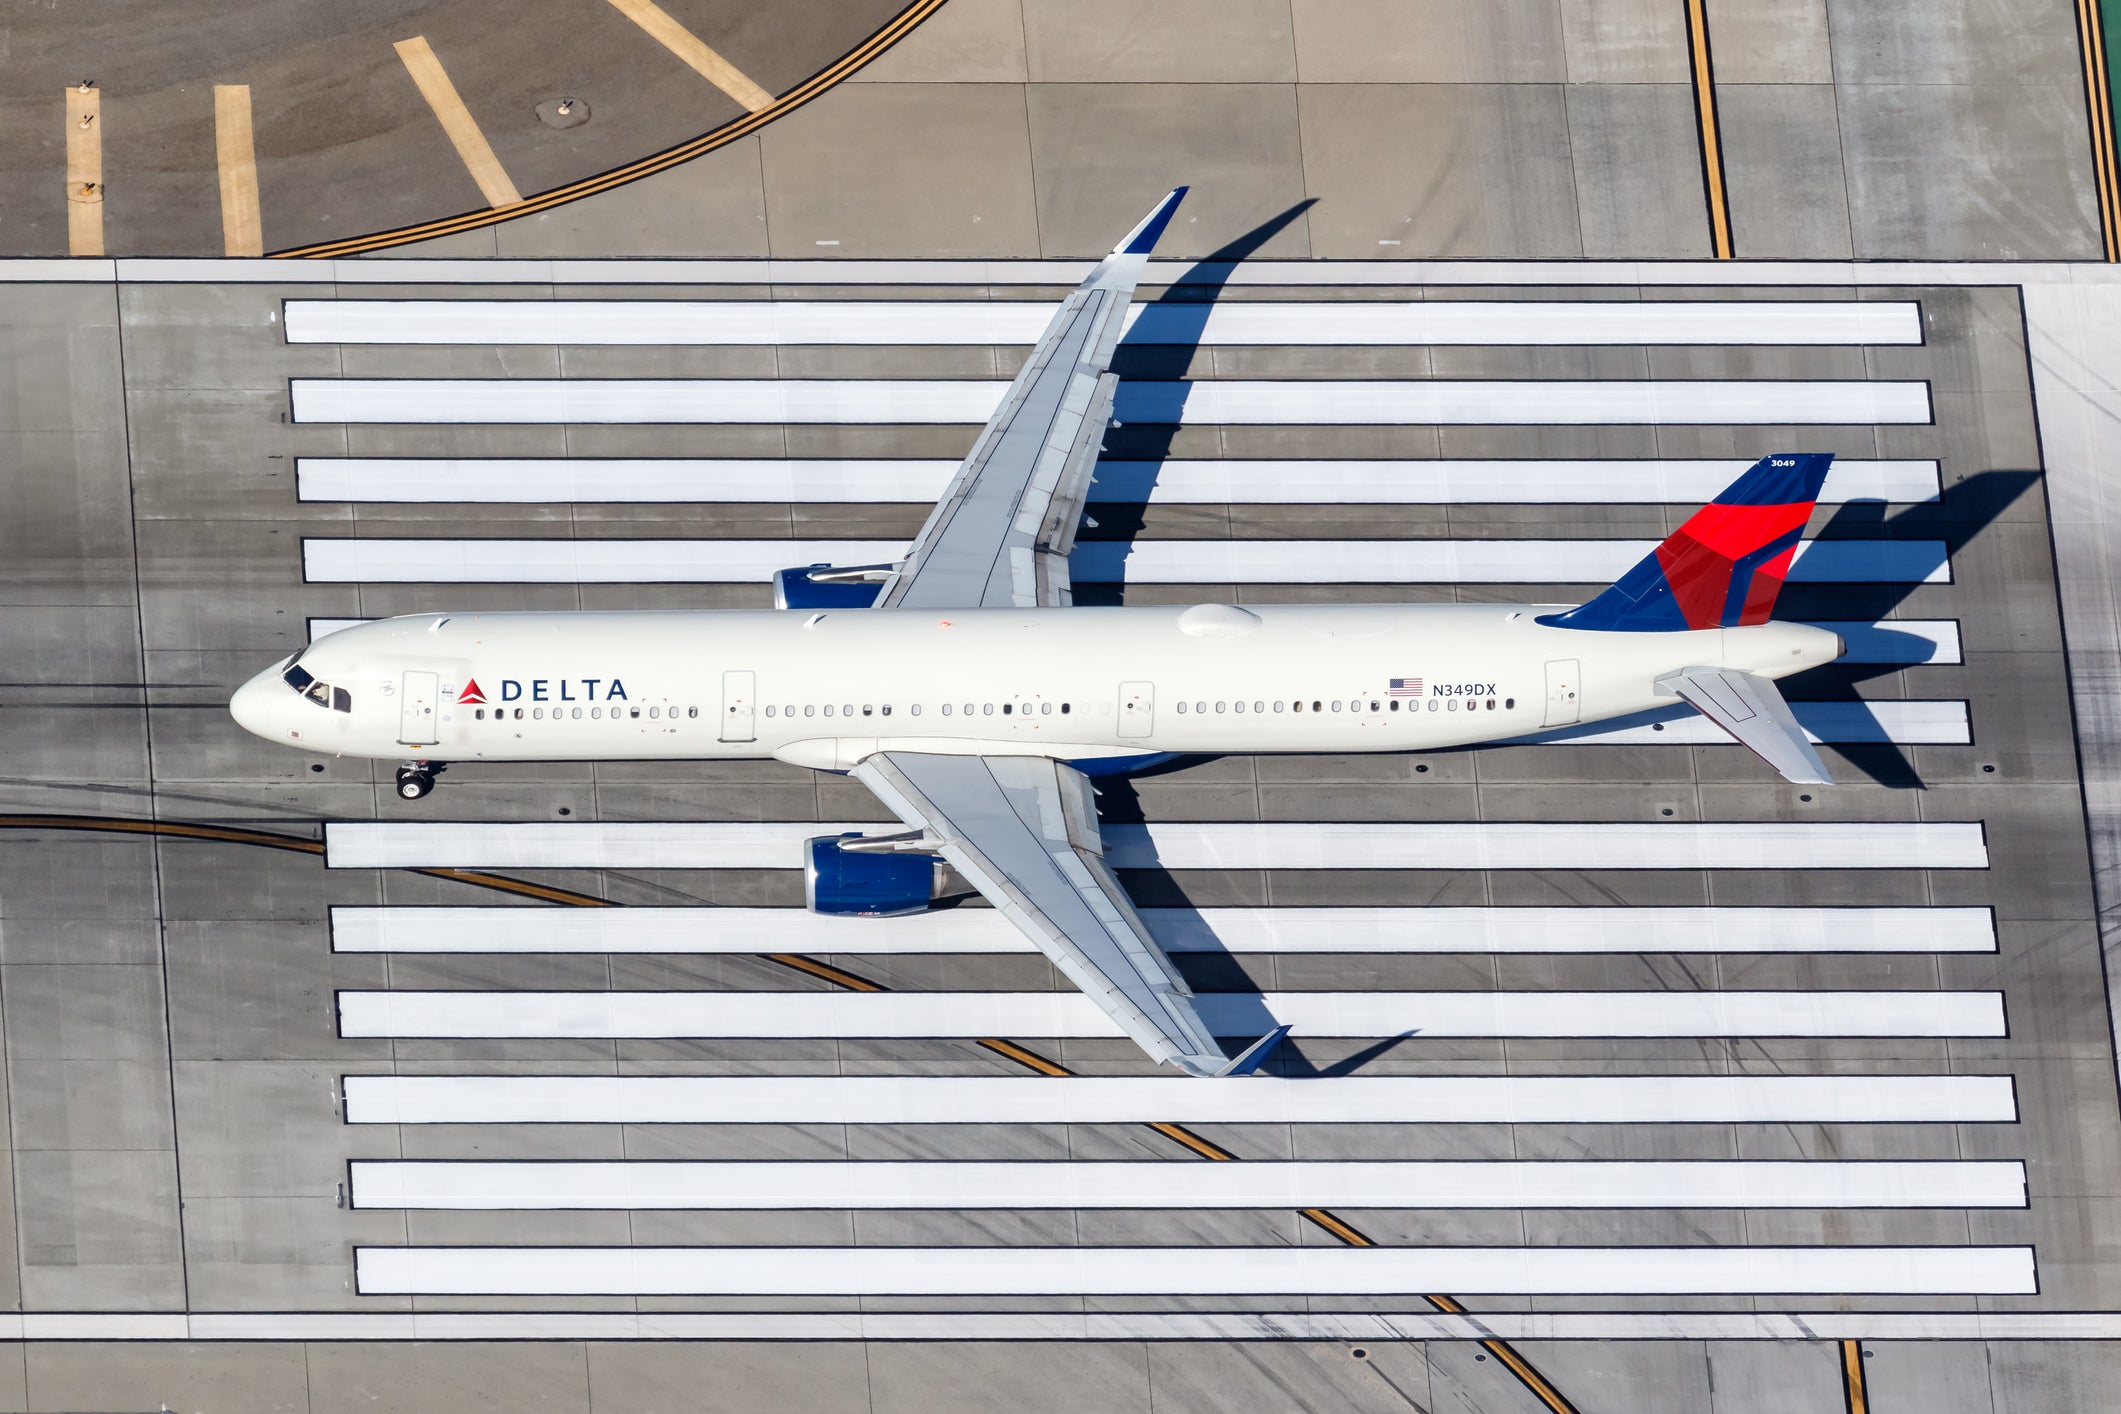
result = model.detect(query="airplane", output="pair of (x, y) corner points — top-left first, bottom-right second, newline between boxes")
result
(232, 188), (1846, 1078)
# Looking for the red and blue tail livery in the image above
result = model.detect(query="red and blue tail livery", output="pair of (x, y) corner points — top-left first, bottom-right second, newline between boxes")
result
(1540, 453), (1835, 632)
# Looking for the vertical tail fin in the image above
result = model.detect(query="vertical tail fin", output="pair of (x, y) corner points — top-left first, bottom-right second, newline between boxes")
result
(1540, 453), (1835, 632)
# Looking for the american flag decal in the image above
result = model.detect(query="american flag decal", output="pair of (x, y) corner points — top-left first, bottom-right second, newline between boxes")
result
(1389, 677), (1424, 697)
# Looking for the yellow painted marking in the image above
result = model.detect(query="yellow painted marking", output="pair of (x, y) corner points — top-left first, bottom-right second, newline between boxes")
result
(11, 806), (1580, 1414)
(2077, 0), (2121, 260)
(278, 0), (949, 256)
(1841, 1340), (1870, 1414)
(214, 85), (265, 257)
(605, 0), (775, 112)
(393, 36), (523, 209)
(1684, 0), (1733, 259)
(65, 87), (102, 257)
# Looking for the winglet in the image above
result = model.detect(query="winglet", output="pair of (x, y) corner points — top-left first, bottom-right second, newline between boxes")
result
(1117, 187), (1188, 256)
(1214, 1024), (1291, 1078)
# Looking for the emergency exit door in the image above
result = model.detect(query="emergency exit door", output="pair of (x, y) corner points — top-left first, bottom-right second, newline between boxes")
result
(398, 670), (439, 746)
(720, 670), (757, 743)
(1543, 659), (1580, 728)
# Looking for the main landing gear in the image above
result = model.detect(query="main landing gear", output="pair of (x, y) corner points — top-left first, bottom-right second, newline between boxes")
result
(395, 762), (441, 800)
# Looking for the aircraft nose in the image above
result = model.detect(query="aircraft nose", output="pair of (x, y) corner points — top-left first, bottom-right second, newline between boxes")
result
(229, 670), (283, 740)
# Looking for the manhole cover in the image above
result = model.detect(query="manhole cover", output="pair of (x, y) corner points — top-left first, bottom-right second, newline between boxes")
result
(537, 97), (591, 129)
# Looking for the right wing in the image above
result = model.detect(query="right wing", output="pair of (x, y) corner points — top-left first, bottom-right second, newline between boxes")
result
(869, 188), (1187, 611)
(851, 749), (1277, 1076)
(1657, 666), (1834, 784)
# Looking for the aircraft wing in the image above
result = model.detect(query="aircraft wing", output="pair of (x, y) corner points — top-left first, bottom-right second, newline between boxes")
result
(1657, 666), (1834, 785)
(870, 188), (1187, 611)
(851, 749), (1280, 1076)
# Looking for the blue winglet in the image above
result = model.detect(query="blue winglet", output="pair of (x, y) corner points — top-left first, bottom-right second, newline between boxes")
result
(1120, 187), (1189, 255)
(1215, 1023), (1291, 1077)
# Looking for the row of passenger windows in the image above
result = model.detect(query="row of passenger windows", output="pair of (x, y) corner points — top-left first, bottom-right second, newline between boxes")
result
(474, 706), (696, 721)
(469, 698), (1515, 724)
(763, 702), (1072, 719)
(1177, 697), (1513, 715)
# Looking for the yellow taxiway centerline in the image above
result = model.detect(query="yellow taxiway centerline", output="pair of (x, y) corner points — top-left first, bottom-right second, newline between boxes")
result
(394, 36), (523, 209)
(605, 0), (775, 112)
(214, 84), (265, 256)
(65, 85), (102, 257)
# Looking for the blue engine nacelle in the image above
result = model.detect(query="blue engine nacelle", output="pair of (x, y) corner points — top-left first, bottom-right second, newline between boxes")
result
(804, 834), (945, 917)
(774, 565), (885, 611)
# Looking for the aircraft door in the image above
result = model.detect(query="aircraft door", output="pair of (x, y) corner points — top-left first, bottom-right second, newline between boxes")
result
(1117, 680), (1155, 738)
(1543, 659), (1580, 728)
(398, 670), (440, 746)
(720, 670), (757, 743)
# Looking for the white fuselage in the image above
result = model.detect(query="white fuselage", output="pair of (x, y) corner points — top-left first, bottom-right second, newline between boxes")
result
(229, 604), (1842, 769)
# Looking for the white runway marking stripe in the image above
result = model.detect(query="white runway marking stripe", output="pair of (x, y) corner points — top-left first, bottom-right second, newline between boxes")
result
(328, 905), (1996, 956)
(353, 1244), (2036, 1297)
(298, 537), (1947, 585)
(1524, 700), (1967, 746)
(340, 1073), (2020, 1126)
(284, 299), (1926, 348)
(324, 820), (1991, 872)
(304, 615), (1965, 664)
(288, 378), (1933, 427)
(347, 1159), (2025, 1211)
(294, 456), (1942, 505)
(334, 989), (2005, 1039)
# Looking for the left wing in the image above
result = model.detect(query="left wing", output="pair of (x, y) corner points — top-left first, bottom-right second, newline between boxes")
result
(870, 188), (1186, 611)
(851, 750), (1282, 1076)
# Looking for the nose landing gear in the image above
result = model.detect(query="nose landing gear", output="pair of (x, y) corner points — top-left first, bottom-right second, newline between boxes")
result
(395, 763), (441, 800)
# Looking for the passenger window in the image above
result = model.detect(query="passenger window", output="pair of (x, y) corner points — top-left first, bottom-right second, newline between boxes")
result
(766, 706), (776, 718)
(1253, 701), (1264, 713)
(1505, 697), (1515, 709)
(572, 707), (583, 720)
(1427, 700), (1438, 712)
(1448, 699), (1458, 712)
(1233, 701), (1245, 714)
(964, 703), (975, 715)
(1273, 701), (1284, 713)
(941, 704), (952, 716)
(649, 706), (660, 719)
(1061, 703), (1070, 714)
(804, 705), (815, 718)
(1195, 701), (1206, 714)
(881, 705), (891, 717)
(1311, 701), (1322, 713)
(514, 708), (525, 720)
(983, 703), (994, 716)
(824, 704), (835, 718)
(1002, 703), (1012, 715)
(1486, 699), (1496, 711)
(911, 704), (921, 716)
(1215, 701), (1226, 713)
(592, 706), (603, 719)
(1177, 702), (1188, 714)
(843, 704), (853, 716)
(475, 708), (485, 720)
(1389, 700), (1399, 712)
(629, 706), (640, 719)
(1041, 702), (1052, 715)
(537, 707), (548, 720)
(1369, 700), (1379, 712)
(862, 705), (873, 717)
(1330, 700), (1341, 713)
(1293, 701), (1304, 713)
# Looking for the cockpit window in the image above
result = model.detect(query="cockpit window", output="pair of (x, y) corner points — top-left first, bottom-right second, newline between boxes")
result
(283, 663), (352, 712)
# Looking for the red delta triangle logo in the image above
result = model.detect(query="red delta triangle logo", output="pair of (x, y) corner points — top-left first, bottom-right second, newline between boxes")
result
(458, 678), (488, 706)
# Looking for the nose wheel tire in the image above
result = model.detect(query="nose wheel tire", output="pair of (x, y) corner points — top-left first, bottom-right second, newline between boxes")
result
(395, 767), (435, 800)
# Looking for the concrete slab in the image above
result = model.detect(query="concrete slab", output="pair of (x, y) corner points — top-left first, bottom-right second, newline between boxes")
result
(1703, 0), (1832, 83)
(853, 0), (1029, 83)
(1022, 0), (1297, 83)
(587, 1341), (874, 1413)
(307, 1341), (592, 1414)
(24, 1341), (309, 1414)
(1023, 84), (1311, 260)
(1295, 86), (1582, 259)
(758, 84), (1040, 258)
(1286, 0), (1564, 83)
(1565, 84), (1716, 258)
(1717, 84), (1854, 259)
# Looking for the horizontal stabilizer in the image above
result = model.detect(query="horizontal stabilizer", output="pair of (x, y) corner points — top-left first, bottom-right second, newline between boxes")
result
(1658, 667), (1834, 785)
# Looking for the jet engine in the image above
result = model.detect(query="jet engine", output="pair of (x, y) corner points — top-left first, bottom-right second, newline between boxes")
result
(804, 833), (947, 917)
(773, 563), (892, 611)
